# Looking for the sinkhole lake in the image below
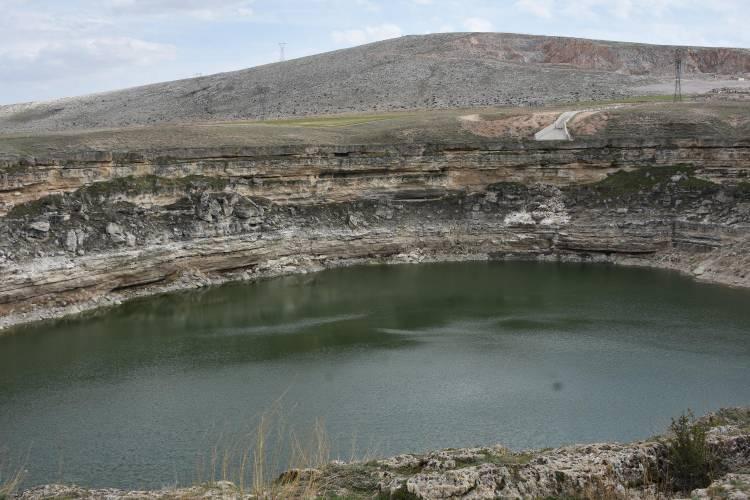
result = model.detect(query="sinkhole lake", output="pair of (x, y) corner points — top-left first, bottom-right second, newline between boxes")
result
(1, 262), (750, 488)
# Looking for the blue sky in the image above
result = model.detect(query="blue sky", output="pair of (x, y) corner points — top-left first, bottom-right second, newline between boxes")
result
(1, 0), (748, 104)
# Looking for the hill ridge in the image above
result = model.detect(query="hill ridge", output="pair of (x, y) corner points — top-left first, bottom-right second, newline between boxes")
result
(1, 32), (749, 134)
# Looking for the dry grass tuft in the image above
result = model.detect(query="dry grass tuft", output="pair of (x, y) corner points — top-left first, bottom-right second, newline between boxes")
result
(190, 399), (347, 499)
(0, 467), (26, 500)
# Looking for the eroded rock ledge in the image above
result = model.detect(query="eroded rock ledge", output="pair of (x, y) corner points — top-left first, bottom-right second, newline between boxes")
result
(13, 408), (750, 499)
(0, 140), (749, 330)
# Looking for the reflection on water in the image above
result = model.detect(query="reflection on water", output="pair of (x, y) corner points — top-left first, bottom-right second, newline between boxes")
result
(1, 262), (749, 488)
(203, 313), (369, 337)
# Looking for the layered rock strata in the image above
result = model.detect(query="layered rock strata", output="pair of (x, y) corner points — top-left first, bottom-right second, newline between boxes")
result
(1, 139), (749, 330)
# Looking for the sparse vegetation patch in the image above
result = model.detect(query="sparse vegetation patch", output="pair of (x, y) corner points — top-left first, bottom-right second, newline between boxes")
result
(6, 175), (229, 219)
(593, 165), (718, 196)
(662, 411), (715, 493)
(736, 181), (750, 198)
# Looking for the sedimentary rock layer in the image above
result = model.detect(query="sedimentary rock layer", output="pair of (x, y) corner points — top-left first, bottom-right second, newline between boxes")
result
(0, 138), (748, 330)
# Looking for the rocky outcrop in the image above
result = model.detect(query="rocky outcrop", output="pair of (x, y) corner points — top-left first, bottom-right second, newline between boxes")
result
(691, 473), (750, 499)
(0, 138), (749, 330)
(13, 408), (750, 499)
(14, 481), (242, 500)
(369, 408), (750, 499)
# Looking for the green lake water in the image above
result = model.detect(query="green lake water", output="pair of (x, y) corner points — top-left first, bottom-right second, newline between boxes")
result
(1, 262), (749, 488)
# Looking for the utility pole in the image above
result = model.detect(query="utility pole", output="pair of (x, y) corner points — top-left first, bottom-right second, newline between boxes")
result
(674, 49), (683, 102)
(279, 42), (287, 62)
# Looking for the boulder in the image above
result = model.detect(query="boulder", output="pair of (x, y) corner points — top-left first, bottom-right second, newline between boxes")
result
(65, 230), (77, 253)
(196, 192), (224, 222)
(347, 212), (366, 230)
(29, 220), (50, 233)
(234, 198), (263, 223)
(106, 222), (126, 243)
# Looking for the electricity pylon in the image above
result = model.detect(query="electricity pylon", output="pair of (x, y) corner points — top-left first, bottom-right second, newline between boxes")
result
(674, 49), (683, 102)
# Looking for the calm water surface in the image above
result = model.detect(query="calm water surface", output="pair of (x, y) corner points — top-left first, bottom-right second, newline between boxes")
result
(1, 262), (749, 488)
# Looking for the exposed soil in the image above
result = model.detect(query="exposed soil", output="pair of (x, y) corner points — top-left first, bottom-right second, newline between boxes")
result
(568, 110), (611, 136)
(460, 111), (558, 138)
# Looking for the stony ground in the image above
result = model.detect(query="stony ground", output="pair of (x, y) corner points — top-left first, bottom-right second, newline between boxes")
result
(1, 32), (749, 135)
(1, 98), (749, 158)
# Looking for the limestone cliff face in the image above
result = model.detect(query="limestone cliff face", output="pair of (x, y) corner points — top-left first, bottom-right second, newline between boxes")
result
(2, 139), (749, 215)
(1, 139), (749, 329)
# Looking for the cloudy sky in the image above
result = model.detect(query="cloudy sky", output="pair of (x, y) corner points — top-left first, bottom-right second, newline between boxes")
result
(1, 0), (748, 104)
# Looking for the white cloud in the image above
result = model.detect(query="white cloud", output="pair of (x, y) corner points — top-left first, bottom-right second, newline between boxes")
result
(105, 0), (254, 20)
(519, 0), (746, 23)
(355, 0), (381, 12)
(462, 17), (494, 32)
(0, 37), (176, 83)
(515, 0), (554, 19)
(413, 0), (433, 4)
(560, 1), (596, 19)
(0, 5), (175, 100)
(558, 0), (632, 20)
(612, 0), (634, 19)
(331, 24), (403, 46)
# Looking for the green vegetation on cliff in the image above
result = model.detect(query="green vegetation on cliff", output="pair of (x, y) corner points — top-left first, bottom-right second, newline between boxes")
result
(593, 165), (718, 196)
(7, 175), (229, 219)
(663, 411), (714, 493)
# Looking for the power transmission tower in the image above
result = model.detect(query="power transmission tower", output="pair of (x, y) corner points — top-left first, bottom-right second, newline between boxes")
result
(674, 49), (683, 102)
(279, 42), (287, 62)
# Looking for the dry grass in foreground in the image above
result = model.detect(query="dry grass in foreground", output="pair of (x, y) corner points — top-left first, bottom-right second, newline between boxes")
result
(0, 467), (26, 500)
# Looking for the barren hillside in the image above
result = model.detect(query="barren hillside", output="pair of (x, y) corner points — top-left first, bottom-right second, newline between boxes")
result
(1, 32), (749, 134)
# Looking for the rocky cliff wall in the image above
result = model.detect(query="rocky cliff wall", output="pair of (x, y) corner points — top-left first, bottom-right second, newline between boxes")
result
(1, 139), (749, 330)
(3, 139), (749, 215)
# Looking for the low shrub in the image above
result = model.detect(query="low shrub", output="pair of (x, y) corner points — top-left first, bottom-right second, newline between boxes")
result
(663, 411), (714, 493)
